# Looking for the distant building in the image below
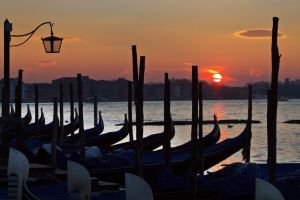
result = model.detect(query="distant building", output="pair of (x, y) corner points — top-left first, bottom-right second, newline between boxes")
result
(1, 77), (300, 102)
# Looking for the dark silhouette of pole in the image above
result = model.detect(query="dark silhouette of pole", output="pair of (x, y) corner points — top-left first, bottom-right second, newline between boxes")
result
(69, 83), (75, 145)
(131, 45), (145, 177)
(59, 83), (64, 143)
(132, 45), (138, 103)
(128, 81), (134, 145)
(15, 70), (23, 149)
(136, 56), (145, 177)
(267, 17), (280, 185)
(190, 66), (198, 200)
(3, 19), (12, 118)
(94, 96), (98, 127)
(198, 81), (204, 175)
(52, 97), (58, 169)
(34, 85), (39, 138)
(163, 73), (171, 170)
(77, 74), (85, 162)
(244, 85), (252, 162)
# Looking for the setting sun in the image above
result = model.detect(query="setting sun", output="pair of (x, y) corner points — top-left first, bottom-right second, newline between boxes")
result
(212, 73), (222, 83)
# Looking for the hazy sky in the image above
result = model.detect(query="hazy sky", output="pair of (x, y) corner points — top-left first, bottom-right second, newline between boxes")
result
(1, 0), (300, 85)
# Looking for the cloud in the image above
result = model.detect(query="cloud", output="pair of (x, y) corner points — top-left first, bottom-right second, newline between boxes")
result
(249, 67), (263, 77)
(183, 62), (194, 66)
(207, 69), (219, 74)
(36, 60), (57, 67)
(234, 29), (285, 39)
(64, 36), (81, 42)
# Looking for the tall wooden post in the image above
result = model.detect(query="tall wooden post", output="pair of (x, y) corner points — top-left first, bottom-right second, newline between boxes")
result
(244, 85), (252, 162)
(198, 81), (204, 175)
(15, 70), (23, 149)
(267, 17), (280, 185)
(69, 83), (75, 145)
(132, 45), (145, 177)
(163, 73), (171, 170)
(190, 66), (198, 200)
(52, 97), (58, 169)
(34, 85), (39, 138)
(132, 45), (138, 103)
(77, 74), (85, 162)
(2, 19), (12, 118)
(59, 83), (64, 143)
(94, 95), (98, 126)
(15, 85), (21, 149)
(136, 56), (145, 177)
(128, 81), (134, 144)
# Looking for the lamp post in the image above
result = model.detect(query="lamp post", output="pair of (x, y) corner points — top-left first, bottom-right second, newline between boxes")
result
(2, 19), (63, 118)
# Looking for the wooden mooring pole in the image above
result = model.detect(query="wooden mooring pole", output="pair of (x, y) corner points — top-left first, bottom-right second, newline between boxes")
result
(52, 97), (58, 169)
(245, 85), (252, 162)
(267, 17), (280, 185)
(163, 73), (172, 170)
(190, 66), (198, 200)
(77, 73), (85, 162)
(2, 19), (12, 118)
(15, 69), (23, 149)
(59, 83), (64, 143)
(94, 95), (98, 127)
(136, 55), (145, 177)
(69, 83), (75, 145)
(198, 81), (204, 175)
(132, 45), (145, 177)
(128, 81), (134, 145)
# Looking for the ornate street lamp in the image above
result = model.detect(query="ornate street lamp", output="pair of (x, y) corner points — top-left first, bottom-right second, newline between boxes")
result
(10, 21), (63, 53)
(41, 23), (63, 53)
(42, 35), (63, 53)
(2, 19), (63, 117)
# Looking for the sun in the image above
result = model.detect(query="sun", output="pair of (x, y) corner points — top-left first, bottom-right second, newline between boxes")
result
(212, 73), (222, 83)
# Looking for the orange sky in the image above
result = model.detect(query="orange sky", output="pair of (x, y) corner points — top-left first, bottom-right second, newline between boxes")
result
(1, 0), (300, 85)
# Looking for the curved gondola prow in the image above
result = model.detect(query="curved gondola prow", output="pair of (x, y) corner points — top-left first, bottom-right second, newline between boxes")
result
(205, 114), (221, 145)
(213, 113), (217, 122)
(203, 121), (250, 170)
(9, 104), (15, 117)
(23, 105), (32, 125)
(74, 108), (78, 119)
(85, 114), (129, 147)
(124, 113), (128, 131)
(39, 107), (45, 125)
(167, 115), (175, 140)
(98, 111), (104, 133)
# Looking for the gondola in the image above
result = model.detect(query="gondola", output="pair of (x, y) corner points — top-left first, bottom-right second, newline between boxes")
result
(28, 116), (248, 186)
(22, 105), (32, 125)
(84, 114), (128, 148)
(64, 111), (104, 142)
(107, 118), (175, 151)
(153, 162), (300, 200)
(1, 105), (32, 136)
(23, 108), (45, 133)
(71, 121), (250, 185)
(24, 109), (79, 141)
(166, 114), (220, 152)
(60, 109), (80, 137)
(109, 114), (220, 152)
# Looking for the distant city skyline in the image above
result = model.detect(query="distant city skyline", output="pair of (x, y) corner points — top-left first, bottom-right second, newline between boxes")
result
(1, 1), (300, 85)
(1, 76), (300, 103)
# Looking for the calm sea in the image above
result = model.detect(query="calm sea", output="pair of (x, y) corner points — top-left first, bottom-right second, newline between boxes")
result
(17, 99), (300, 171)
